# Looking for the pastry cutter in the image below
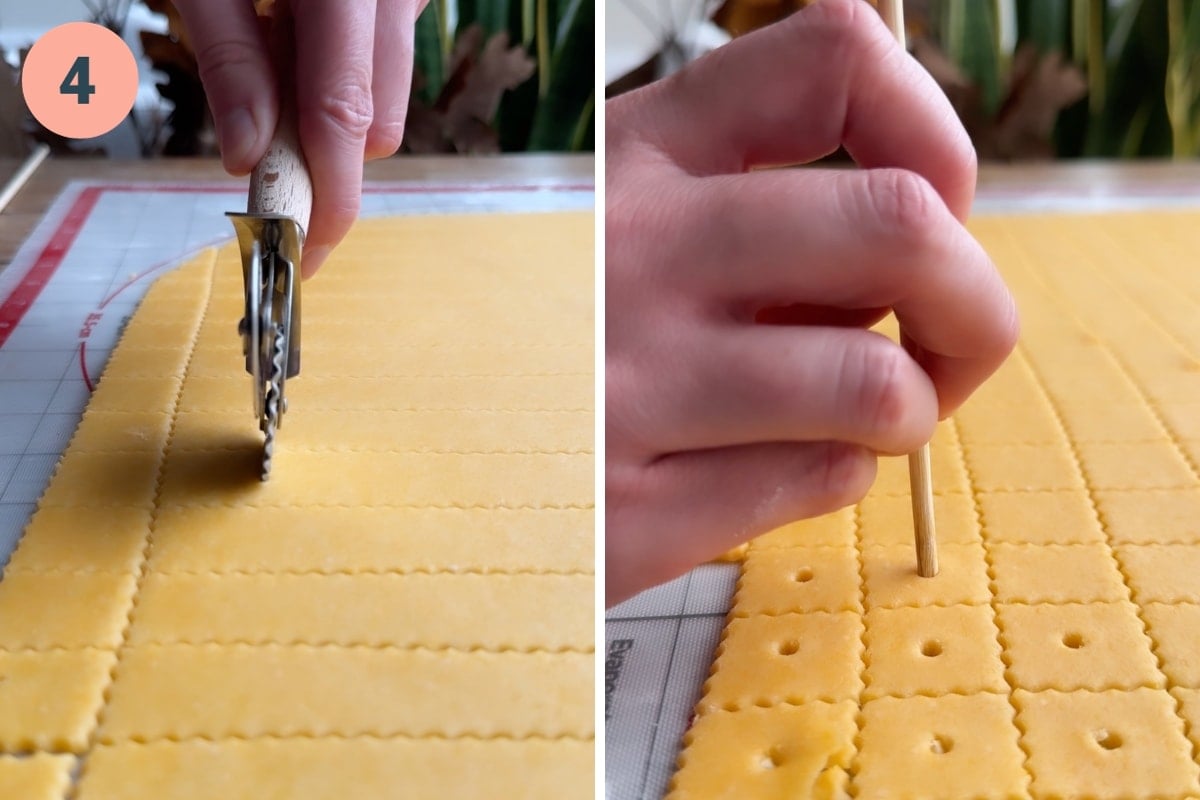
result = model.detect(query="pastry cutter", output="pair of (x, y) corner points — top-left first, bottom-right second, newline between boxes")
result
(226, 7), (312, 481)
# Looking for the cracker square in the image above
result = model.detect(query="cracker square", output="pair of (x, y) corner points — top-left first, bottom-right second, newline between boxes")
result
(1016, 688), (1199, 798)
(1076, 441), (1194, 490)
(858, 493), (980, 546)
(997, 602), (1161, 691)
(989, 543), (1127, 603)
(667, 703), (856, 800)
(1142, 603), (1200, 687)
(863, 605), (1005, 699)
(856, 694), (1028, 800)
(862, 543), (990, 608)
(0, 754), (73, 800)
(698, 613), (863, 713)
(732, 547), (861, 615)
(978, 489), (1104, 545)
(1117, 543), (1200, 603)
(964, 444), (1084, 491)
(0, 650), (116, 752)
(0, 572), (136, 649)
(752, 507), (855, 549)
(1095, 489), (1200, 544)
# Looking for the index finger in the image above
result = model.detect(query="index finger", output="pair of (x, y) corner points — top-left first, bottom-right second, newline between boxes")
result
(638, 0), (977, 221)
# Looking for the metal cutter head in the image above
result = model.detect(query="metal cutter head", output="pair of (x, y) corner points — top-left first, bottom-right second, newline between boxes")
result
(227, 212), (303, 480)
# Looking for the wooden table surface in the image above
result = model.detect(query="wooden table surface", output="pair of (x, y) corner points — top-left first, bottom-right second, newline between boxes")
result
(0, 154), (595, 275)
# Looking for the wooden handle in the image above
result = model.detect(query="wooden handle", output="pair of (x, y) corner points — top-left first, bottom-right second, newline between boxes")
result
(248, 109), (312, 237)
(247, 3), (312, 239)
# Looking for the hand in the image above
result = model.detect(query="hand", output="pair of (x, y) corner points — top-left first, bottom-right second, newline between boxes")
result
(605, 0), (1019, 605)
(173, 0), (424, 275)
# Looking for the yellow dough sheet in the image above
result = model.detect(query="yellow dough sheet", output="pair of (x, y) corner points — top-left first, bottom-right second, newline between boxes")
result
(670, 210), (1200, 800)
(0, 211), (595, 799)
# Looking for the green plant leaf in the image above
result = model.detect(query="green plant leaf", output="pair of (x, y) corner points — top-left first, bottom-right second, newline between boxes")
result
(1017, 0), (1069, 51)
(527, 0), (594, 150)
(944, 0), (1002, 114)
(414, 2), (445, 105)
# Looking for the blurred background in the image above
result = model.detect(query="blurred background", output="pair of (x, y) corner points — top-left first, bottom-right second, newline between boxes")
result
(0, 0), (594, 159)
(606, 0), (1200, 160)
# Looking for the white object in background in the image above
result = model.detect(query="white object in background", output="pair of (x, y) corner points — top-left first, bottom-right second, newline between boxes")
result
(605, 0), (730, 85)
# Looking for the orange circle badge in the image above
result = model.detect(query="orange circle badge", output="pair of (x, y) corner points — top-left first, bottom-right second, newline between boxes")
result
(22, 22), (139, 140)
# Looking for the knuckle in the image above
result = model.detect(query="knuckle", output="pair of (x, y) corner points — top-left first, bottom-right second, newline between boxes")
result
(316, 76), (375, 139)
(867, 168), (940, 245)
(195, 39), (263, 93)
(800, 0), (875, 56)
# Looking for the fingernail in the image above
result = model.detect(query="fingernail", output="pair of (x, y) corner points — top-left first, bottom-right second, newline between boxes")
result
(303, 245), (331, 278)
(218, 107), (258, 173)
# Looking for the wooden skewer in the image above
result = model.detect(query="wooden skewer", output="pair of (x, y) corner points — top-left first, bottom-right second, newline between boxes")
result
(0, 144), (49, 215)
(878, 0), (938, 577)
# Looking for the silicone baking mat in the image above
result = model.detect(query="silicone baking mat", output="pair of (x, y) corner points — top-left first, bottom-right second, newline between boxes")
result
(0, 178), (595, 799)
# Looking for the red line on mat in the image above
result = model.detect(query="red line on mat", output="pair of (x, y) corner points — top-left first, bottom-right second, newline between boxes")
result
(0, 186), (102, 349)
(79, 341), (94, 392)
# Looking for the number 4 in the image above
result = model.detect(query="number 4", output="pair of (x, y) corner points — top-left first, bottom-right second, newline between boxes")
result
(60, 56), (96, 105)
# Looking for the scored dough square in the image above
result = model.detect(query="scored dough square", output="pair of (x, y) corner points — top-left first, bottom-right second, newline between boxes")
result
(37, 450), (162, 509)
(66, 411), (172, 455)
(126, 572), (593, 651)
(977, 489), (1104, 545)
(1075, 441), (1195, 490)
(0, 754), (74, 800)
(1172, 688), (1200, 756)
(862, 543), (990, 608)
(858, 493), (980, 546)
(0, 650), (116, 752)
(1117, 543), (1200, 603)
(963, 444), (1084, 491)
(1141, 603), (1200, 687)
(863, 605), (1006, 699)
(0, 572), (136, 649)
(752, 507), (856, 549)
(1095, 489), (1200, 544)
(732, 547), (861, 615)
(667, 703), (857, 800)
(77, 739), (594, 800)
(697, 612), (863, 713)
(3, 505), (150, 574)
(146, 506), (592, 574)
(872, 447), (970, 495)
(856, 694), (1028, 800)
(1159, 402), (1200, 440)
(1015, 688), (1200, 799)
(87, 376), (182, 415)
(989, 543), (1128, 603)
(997, 602), (1161, 692)
(98, 647), (592, 744)
(1056, 402), (1166, 442)
(954, 396), (1064, 445)
(102, 345), (192, 381)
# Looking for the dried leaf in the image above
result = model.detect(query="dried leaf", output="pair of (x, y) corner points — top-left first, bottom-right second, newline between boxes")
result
(442, 29), (536, 153)
(989, 45), (1088, 159)
(405, 26), (535, 155)
(916, 37), (1087, 160)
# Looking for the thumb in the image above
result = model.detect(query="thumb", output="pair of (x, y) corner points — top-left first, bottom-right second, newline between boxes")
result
(174, 0), (279, 174)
